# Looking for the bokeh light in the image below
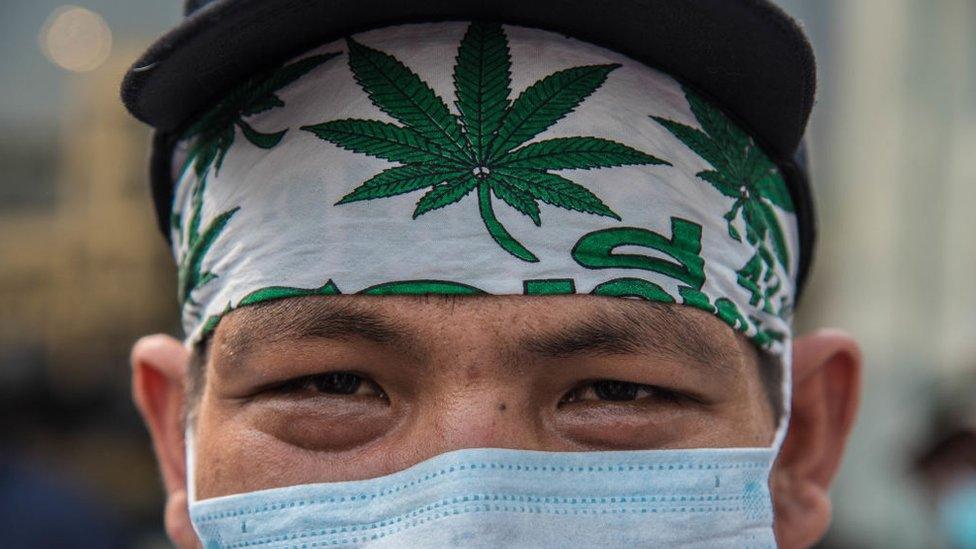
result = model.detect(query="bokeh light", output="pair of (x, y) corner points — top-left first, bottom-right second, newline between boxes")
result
(38, 5), (112, 73)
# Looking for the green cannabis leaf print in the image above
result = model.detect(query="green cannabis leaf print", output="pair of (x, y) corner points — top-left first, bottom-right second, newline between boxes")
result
(175, 173), (239, 311)
(174, 52), (340, 311)
(303, 23), (667, 262)
(652, 85), (795, 313)
(181, 52), (341, 177)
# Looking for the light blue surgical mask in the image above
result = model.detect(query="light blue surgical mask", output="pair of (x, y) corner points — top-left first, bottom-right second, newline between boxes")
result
(188, 446), (778, 548)
(940, 476), (976, 549)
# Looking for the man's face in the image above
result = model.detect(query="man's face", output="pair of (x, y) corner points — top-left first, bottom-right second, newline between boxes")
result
(191, 295), (778, 499)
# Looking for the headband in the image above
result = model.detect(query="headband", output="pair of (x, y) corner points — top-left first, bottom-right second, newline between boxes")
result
(169, 22), (799, 356)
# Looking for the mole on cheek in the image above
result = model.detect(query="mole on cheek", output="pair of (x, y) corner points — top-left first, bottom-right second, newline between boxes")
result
(497, 402), (507, 412)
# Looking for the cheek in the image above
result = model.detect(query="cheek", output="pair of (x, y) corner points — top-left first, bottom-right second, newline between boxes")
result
(548, 400), (775, 450)
(249, 398), (395, 452)
(549, 403), (703, 449)
(695, 397), (778, 448)
(191, 396), (400, 499)
(735, 376), (780, 446)
(192, 412), (289, 499)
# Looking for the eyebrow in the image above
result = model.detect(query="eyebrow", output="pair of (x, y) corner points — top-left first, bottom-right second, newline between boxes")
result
(217, 296), (741, 376)
(516, 301), (739, 375)
(216, 298), (415, 363)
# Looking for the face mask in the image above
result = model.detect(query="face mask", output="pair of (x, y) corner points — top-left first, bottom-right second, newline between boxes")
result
(940, 476), (976, 549)
(189, 446), (777, 548)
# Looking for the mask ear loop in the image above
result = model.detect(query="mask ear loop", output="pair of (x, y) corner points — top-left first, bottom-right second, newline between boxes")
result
(185, 426), (197, 505)
(770, 341), (793, 454)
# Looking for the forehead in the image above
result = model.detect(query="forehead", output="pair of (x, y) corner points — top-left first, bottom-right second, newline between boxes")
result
(212, 295), (748, 366)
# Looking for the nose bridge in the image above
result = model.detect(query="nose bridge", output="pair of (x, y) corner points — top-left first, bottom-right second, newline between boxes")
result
(415, 353), (544, 456)
(429, 395), (542, 453)
(434, 390), (533, 450)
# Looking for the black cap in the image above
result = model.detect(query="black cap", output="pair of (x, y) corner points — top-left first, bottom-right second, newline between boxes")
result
(121, 0), (818, 298)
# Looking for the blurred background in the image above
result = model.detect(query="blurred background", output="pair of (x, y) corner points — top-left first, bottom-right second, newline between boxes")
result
(1, 1), (974, 547)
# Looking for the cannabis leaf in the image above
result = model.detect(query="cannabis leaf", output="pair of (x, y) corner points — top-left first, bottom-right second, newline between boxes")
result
(173, 52), (340, 311)
(176, 173), (239, 310)
(652, 85), (794, 312)
(181, 52), (342, 177)
(303, 22), (667, 262)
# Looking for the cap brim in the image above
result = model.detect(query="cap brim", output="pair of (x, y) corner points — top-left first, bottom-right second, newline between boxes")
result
(123, 0), (817, 297)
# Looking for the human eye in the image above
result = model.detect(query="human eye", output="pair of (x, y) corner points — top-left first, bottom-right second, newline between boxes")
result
(558, 379), (690, 405)
(273, 371), (388, 400)
(244, 370), (393, 453)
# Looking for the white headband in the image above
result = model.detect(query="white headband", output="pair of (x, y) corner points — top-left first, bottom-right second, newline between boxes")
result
(169, 22), (799, 357)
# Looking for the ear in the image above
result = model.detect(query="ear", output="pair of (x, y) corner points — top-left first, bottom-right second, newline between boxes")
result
(771, 329), (862, 549)
(131, 334), (199, 549)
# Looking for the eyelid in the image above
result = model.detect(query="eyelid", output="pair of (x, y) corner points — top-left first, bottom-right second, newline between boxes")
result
(259, 370), (387, 400)
(559, 379), (705, 406)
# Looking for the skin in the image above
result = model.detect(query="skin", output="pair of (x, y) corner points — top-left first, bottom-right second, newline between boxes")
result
(132, 295), (861, 549)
